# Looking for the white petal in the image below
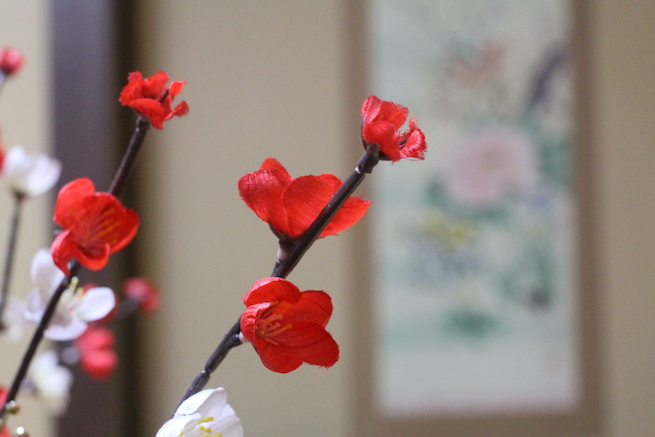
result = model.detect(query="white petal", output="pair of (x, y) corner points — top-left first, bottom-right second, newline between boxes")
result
(74, 287), (115, 321)
(24, 288), (46, 323)
(3, 145), (61, 197)
(174, 388), (218, 417)
(29, 350), (73, 415)
(213, 404), (244, 437)
(44, 317), (87, 341)
(3, 297), (28, 342)
(31, 248), (65, 297)
(156, 414), (201, 437)
(22, 154), (61, 196)
(195, 387), (230, 416)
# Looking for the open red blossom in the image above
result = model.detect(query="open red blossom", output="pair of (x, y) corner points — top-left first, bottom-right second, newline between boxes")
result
(241, 277), (339, 373)
(75, 326), (118, 380)
(51, 178), (139, 276)
(0, 47), (23, 76)
(238, 158), (370, 241)
(361, 94), (427, 161)
(122, 277), (160, 315)
(119, 71), (188, 129)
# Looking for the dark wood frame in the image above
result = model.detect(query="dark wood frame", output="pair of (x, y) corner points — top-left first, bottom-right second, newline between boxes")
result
(51, 1), (138, 436)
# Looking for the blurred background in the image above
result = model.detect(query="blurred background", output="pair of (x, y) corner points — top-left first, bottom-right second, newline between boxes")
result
(0, 1), (653, 436)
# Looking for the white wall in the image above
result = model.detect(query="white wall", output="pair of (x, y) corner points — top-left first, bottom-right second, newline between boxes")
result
(591, 2), (655, 436)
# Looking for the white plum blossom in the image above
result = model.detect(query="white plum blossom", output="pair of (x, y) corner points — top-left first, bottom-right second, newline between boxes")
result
(2, 145), (61, 197)
(1, 296), (28, 342)
(444, 128), (538, 208)
(156, 387), (243, 437)
(28, 349), (73, 415)
(24, 249), (115, 341)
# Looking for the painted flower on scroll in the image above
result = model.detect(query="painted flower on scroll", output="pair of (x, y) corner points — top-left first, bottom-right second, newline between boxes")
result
(0, 47), (23, 76)
(238, 158), (370, 241)
(119, 71), (189, 129)
(25, 249), (116, 341)
(50, 177), (139, 276)
(1, 145), (62, 197)
(240, 277), (339, 373)
(444, 128), (538, 208)
(156, 387), (243, 437)
(75, 326), (118, 380)
(360, 94), (427, 161)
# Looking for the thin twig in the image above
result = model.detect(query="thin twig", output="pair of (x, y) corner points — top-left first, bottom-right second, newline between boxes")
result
(0, 193), (25, 327)
(175, 149), (380, 409)
(0, 117), (151, 421)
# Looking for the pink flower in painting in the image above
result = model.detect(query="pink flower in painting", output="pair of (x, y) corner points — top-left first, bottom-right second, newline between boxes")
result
(444, 129), (538, 208)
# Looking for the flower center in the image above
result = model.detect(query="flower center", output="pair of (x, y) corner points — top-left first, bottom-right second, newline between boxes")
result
(186, 416), (222, 437)
(256, 302), (292, 344)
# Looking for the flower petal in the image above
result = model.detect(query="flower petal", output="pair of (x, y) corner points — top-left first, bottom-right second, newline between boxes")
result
(320, 195), (371, 237)
(53, 178), (96, 229)
(238, 158), (292, 234)
(44, 317), (87, 341)
(282, 174), (340, 239)
(74, 287), (115, 322)
(255, 340), (304, 373)
(31, 248), (65, 296)
(156, 415), (200, 437)
(242, 277), (301, 307)
(283, 289), (333, 327)
(277, 322), (339, 367)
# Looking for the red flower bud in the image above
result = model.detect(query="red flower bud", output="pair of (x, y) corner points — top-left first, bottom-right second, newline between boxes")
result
(361, 95), (427, 161)
(119, 71), (188, 129)
(0, 47), (23, 76)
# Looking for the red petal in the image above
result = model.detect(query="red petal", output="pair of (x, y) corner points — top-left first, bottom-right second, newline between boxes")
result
(361, 95), (408, 129)
(274, 322), (339, 367)
(238, 158), (292, 234)
(363, 121), (401, 161)
(289, 325), (339, 367)
(141, 71), (169, 98)
(399, 122), (427, 160)
(119, 72), (145, 104)
(375, 100), (408, 129)
(243, 277), (301, 306)
(74, 242), (112, 271)
(166, 101), (189, 119)
(240, 303), (267, 342)
(128, 99), (166, 128)
(0, 48), (24, 75)
(168, 80), (186, 97)
(361, 95), (382, 123)
(80, 349), (118, 380)
(53, 178), (96, 229)
(51, 231), (76, 275)
(321, 196), (370, 237)
(282, 174), (341, 239)
(123, 277), (160, 315)
(254, 340), (303, 373)
(107, 207), (140, 254)
(284, 290), (333, 327)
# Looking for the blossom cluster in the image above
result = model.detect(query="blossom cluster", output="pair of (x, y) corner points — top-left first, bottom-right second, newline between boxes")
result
(0, 45), (426, 436)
